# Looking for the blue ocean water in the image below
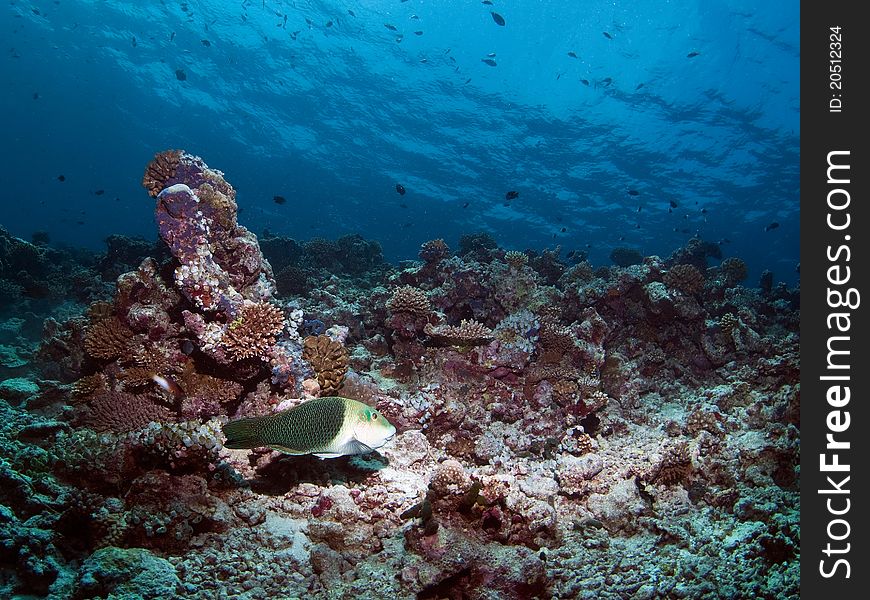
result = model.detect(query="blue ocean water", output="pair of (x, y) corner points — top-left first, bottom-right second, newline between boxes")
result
(2, 0), (798, 282)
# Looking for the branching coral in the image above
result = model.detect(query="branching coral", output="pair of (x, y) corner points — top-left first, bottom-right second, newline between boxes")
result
(424, 319), (493, 346)
(302, 334), (349, 394)
(386, 286), (431, 316)
(663, 263), (705, 295)
(719, 257), (748, 287)
(419, 239), (450, 264)
(504, 250), (529, 270)
(651, 442), (693, 485)
(83, 317), (134, 360)
(221, 302), (285, 361)
(141, 149), (183, 197)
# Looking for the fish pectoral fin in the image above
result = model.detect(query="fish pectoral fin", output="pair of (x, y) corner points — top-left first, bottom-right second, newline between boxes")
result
(337, 438), (375, 456)
(268, 445), (305, 455)
(312, 452), (344, 459)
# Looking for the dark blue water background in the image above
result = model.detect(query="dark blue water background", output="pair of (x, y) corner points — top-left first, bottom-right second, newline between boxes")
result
(2, 0), (799, 284)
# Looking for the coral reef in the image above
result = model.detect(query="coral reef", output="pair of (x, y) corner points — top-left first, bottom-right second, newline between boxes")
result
(0, 156), (801, 599)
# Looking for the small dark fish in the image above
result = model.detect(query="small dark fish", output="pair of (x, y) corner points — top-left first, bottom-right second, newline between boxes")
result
(77, 221), (85, 225)
(94, 189), (105, 195)
(483, 0), (493, 4)
(131, 36), (137, 47)
(627, 189), (639, 196)
(491, 12), (506, 26)
(170, 31), (176, 41)
(57, 175), (65, 182)
(701, 208), (707, 214)
(669, 208), (673, 214)
(396, 35), (404, 43)
(560, 227), (567, 233)
(481, 58), (497, 67)
(384, 23), (397, 31)
(396, 184), (406, 195)
(462, 202), (469, 208)
(464, 78), (472, 84)
(635, 224), (640, 229)
(556, 73), (561, 80)
(635, 83), (644, 90)
(402, 222), (413, 228)
(273, 195), (286, 205)
(180, 339), (196, 355)
(32, 7), (40, 15)
(325, 20), (333, 28)
(580, 79), (589, 86)
(32, 92), (39, 100)
(601, 77), (612, 86)
(175, 69), (187, 81)
(637, 205), (642, 213)
(567, 51), (578, 58)
(399, 203), (408, 208)
(764, 222), (779, 232)
(411, 15), (420, 20)
(687, 51), (700, 58)
(505, 190), (519, 200)
(669, 200), (678, 208)
(348, 10), (355, 17)
(503, 202), (511, 207)
(603, 31), (613, 39)
(566, 250), (576, 259)
(414, 30), (423, 36)
(619, 236), (625, 241)
(201, 39), (211, 46)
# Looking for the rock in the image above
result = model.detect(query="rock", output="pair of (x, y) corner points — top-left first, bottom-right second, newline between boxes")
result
(75, 547), (181, 599)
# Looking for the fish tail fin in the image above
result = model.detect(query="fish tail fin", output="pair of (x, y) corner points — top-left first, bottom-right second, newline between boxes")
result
(222, 417), (264, 449)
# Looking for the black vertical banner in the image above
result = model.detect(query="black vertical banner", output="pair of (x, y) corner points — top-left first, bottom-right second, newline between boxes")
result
(801, 2), (869, 597)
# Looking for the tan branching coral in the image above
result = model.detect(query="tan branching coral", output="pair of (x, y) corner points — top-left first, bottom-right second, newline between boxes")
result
(302, 335), (349, 394)
(142, 149), (183, 197)
(538, 322), (575, 363)
(85, 390), (174, 433)
(83, 317), (133, 360)
(663, 263), (704, 295)
(719, 313), (739, 335)
(86, 301), (115, 322)
(720, 257), (748, 286)
(685, 408), (723, 437)
(504, 250), (529, 270)
(386, 286), (431, 316)
(222, 302), (285, 361)
(423, 319), (493, 346)
(71, 373), (108, 399)
(652, 442), (693, 485)
(419, 239), (450, 263)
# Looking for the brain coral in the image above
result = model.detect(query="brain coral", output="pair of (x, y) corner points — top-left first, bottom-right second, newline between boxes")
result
(302, 334), (349, 394)
(221, 302), (285, 361)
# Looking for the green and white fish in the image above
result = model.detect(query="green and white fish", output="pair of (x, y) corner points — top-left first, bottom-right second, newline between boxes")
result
(222, 396), (396, 459)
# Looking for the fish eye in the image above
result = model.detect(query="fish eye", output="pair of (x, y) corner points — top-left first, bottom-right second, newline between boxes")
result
(372, 412), (378, 420)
